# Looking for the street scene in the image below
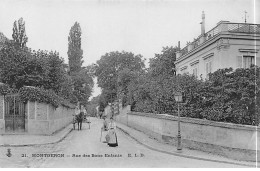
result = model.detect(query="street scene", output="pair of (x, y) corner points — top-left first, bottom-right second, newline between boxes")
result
(0, 0), (260, 168)
(0, 118), (256, 167)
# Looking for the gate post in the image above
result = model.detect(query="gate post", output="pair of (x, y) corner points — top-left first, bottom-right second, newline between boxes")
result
(0, 95), (5, 133)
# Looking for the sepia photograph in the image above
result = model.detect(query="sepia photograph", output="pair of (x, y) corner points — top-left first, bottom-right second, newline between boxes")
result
(0, 0), (259, 168)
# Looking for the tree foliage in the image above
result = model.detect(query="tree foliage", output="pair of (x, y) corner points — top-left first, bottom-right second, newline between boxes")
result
(86, 95), (100, 117)
(149, 46), (178, 78)
(129, 65), (259, 126)
(67, 22), (94, 106)
(71, 66), (94, 107)
(0, 40), (77, 104)
(95, 51), (145, 108)
(0, 40), (34, 89)
(19, 86), (75, 108)
(12, 17), (28, 48)
(68, 22), (83, 74)
(123, 46), (179, 112)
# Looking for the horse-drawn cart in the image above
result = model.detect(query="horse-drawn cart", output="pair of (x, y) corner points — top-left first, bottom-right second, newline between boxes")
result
(83, 115), (91, 129)
(73, 114), (91, 130)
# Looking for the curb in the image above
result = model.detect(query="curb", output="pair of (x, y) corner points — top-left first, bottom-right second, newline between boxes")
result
(117, 126), (256, 168)
(0, 128), (73, 147)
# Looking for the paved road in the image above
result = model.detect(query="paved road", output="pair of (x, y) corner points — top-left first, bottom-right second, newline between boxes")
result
(0, 118), (249, 168)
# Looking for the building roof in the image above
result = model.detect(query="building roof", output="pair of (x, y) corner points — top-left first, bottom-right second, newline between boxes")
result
(176, 21), (260, 64)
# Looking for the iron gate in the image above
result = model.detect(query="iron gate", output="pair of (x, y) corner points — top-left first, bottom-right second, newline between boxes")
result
(4, 94), (26, 132)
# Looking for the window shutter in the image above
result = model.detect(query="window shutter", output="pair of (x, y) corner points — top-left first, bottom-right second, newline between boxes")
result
(256, 57), (260, 67)
(237, 56), (242, 68)
(209, 61), (212, 73)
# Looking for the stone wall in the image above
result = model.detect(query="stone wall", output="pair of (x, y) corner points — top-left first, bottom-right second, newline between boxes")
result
(0, 96), (4, 132)
(0, 95), (74, 135)
(124, 111), (259, 162)
(115, 105), (130, 125)
(27, 101), (74, 135)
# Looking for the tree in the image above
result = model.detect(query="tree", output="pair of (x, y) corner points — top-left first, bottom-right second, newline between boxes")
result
(0, 40), (75, 100)
(0, 40), (33, 89)
(117, 68), (144, 106)
(67, 22), (83, 74)
(67, 22), (94, 105)
(71, 66), (94, 107)
(40, 50), (68, 94)
(149, 46), (178, 78)
(95, 51), (145, 106)
(12, 18), (28, 48)
(86, 95), (100, 117)
(126, 46), (179, 113)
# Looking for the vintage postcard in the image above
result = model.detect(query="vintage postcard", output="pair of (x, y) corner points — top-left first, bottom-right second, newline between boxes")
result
(0, 0), (259, 168)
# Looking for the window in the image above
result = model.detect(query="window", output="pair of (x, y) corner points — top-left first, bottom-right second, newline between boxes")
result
(181, 69), (188, 74)
(205, 61), (212, 79)
(243, 56), (255, 68)
(190, 60), (199, 78)
(180, 66), (188, 75)
(192, 68), (198, 77)
(203, 53), (214, 79)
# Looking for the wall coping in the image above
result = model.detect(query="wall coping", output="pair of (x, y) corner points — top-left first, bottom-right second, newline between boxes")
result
(29, 101), (74, 110)
(128, 112), (259, 131)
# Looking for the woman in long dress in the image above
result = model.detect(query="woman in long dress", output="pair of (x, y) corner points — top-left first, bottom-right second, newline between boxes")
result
(100, 116), (109, 142)
(106, 117), (118, 147)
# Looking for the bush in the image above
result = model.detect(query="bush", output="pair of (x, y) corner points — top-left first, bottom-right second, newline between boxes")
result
(130, 66), (260, 126)
(19, 86), (75, 109)
(0, 83), (17, 95)
(0, 83), (11, 95)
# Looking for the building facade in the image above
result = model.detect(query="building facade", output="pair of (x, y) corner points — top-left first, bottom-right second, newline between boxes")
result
(175, 14), (260, 79)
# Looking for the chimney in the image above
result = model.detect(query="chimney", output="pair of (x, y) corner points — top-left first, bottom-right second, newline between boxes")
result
(176, 41), (181, 59)
(201, 11), (205, 35)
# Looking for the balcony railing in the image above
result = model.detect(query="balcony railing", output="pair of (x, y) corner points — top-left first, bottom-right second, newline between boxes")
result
(178, 22), (260, 57)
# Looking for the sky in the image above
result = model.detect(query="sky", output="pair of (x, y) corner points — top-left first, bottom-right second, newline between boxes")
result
(0, 0), (259, 98)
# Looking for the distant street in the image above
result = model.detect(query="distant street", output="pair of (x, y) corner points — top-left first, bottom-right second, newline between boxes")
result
(0, 118), (248, 168)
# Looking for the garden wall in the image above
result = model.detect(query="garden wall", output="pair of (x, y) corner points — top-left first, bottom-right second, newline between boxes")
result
(115, 105), (130, 125)
(0, 95), (74, 135)
(27, 101), (74, 135)
(0, 95), (4, 132)
(120, 111), (259, 162)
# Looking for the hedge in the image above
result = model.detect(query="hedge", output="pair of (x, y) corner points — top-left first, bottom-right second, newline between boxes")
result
(0, 84), (75, 109)
(19, 86), (75, 109)
(130, 66), (260, 126)
(0, 83), (11, 95)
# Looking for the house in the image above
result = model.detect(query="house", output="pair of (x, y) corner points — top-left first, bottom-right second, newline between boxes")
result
(175, 12), (260, 79)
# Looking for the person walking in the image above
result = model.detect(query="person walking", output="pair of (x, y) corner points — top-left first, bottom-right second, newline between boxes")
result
(100, 116), (108, 142)
(106, 117), (118, 147)
(73, 106), (80, 130)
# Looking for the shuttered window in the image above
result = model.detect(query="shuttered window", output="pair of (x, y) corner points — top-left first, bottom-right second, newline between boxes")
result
(243, 56), (255, 68)
(205, 61), (212, 79)
(192, 68), (198, 77)
(256, 57), (260, 66)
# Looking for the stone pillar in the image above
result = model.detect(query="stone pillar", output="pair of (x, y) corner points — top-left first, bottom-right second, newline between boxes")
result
(176, 51), (181, 59)
(187, 43), (194, 51)
(0, 95), (5, 133)
(220, 22), (229, 32)
(0, 95), (4, 119)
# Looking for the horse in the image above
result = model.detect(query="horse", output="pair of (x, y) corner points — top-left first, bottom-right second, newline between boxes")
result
(73, 112), (84, 130)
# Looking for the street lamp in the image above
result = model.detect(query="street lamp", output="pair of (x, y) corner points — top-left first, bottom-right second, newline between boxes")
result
(174, 91), (183, 151)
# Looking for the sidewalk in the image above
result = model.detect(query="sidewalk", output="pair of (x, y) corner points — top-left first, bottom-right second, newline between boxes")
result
(0, 124), (73, 147)
(116, 121), (257, 167)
